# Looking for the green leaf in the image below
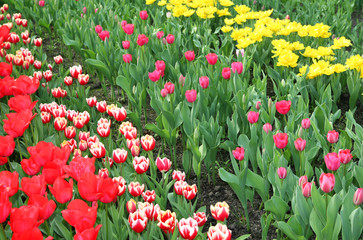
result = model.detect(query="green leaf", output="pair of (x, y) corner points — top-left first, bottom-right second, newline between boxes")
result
(264, 196), (288, 221)
(235, 234), (251, 240)
(85, 58), (111, 79)
(276, 221), (305, 240)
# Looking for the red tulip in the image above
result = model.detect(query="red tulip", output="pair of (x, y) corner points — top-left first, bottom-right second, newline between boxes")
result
(156, 31), (164, 39)
(324, 152), (340, 171)
(148, 70), (161, 82)
(302, 182), (312, 198)
(78, 173), (102, 202)
(21, 157), (41, 176)
(273, 132), (288, 149)
(27, 141), (55, 167)
(48, 177), (73, 203)
(139, 10), (148, 20)
(207, 223), (231, 240)
(275, 100), (291, 115)
(353, 188), (363, 205)
(74, 225), (102, 240)
(185, 51), (195, 61)
(221, 67), (231, 79)
(166, 34), (174, 44)
(62, 199), (98, 233)
(128, 182), (144, 197)
(326, 130), (339, 144)
(3, 110), (36, 138)
(34, 38), (42, 47)
(0, 135), (15, 157)
(199, 76), (209, 89)
(0, 192), (11, 223)
(277, 167), (287, 179)
(319, 173), (335, 193)
(123, 24), (134, 35)
(157, 210), (176, 234)
(8, 95), (38, 112)
(0, 61), (12, 77)
(294, 138), (306, 151)
(210, 202), (229, 221)
(263, 123), (272, 133)
(155, 157), (172, 172)
(98, 30), (109, 41)
(301, 118), (311, 129)
(231, 62), (243, 74)
(28, 194), (56, 220)
(164, 82), (175, 94)
(172, 170), (185, 181)
(205, 53), (218, 65)
(54, 55), (63, 64)
(247, 111), (259, 124)
(178, 218), (199, 240)
(122, 40), (130, 49)
(185, 89), (197, 103)
(193, 212), (207, 227)
(232, 147), (244, 161)
(0, 171), (19, 197)
(8, 205), (42, 234)
(141, 135), (155, 151)
(183, 184), (197, 200)
(133, 156), (150, 174)
(338, 149), (352, 164)
(129, 210), (148, 233)
(63, 156), (96, 181)
(137, 34), (149, 46)
(20, 175), (46, 197)
(142, 190), (156, 203)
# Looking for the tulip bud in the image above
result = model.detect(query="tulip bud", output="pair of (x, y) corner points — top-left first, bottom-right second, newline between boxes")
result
(353, 188), (363, 206)
(301, 118), (311, 129)
(232, 147), (245, 161)
(302, 182), (312, 197)
(294, 138), (306, 151)
(263, 123), (272, 134)
(338, 149), (352, 164)
(268, 98), (273, 110)
(326, 130), (339, 144)
(277, 167), (287, 179)
(126, 199), (137, 213)
(166, 12), (171, 18)
(299, 176), (308, 187)
(319, 173), (335, 193)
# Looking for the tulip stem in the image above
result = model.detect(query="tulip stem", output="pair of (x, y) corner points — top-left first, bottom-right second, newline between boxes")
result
(16, 138), (23, 161)
(1, 224), (6, 240)
(343, 164), (346, 178)
(325, 194), (328, 220)
(105, 204), (109, 240)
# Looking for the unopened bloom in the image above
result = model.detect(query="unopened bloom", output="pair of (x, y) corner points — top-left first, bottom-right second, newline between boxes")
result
(277, 167), (287, 179)
(326, 130), (339, 144)
(263, 123), (272, 133)
(319, 173), (335, 193)
(294, 138), (306, 151)
(247, 111), (259, 124)
(178, 218), (199, 240)
(206, 53), (218, 65)
(324, 152), (340, 171)
(353, 188), (363, 205)
(232, 147), (244, 161)
(155, 157), (171, 172)
(210, 202), (229, 221)
(276, 100), (291, 115)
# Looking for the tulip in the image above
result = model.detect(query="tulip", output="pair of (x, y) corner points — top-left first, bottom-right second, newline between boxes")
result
(123, 24), (134, 35)
(299, 176), (308, 187)
(8, 205), (41, 234)
(64, 126), (76, 139)
(221, 67), (231, 79)
(122, 40), (130, 49)
(21, 157), (41, 176)
(20, 175), (46, 197)
(0, 171), (19, 197)
(263, 123), (272, 133)
(96, 101), (107, 113)
(141, 135), (155, 151)
(98, 177), (118, 203)
(178, 218), (199, 240)
(127, 199), (137, 213)
(275, 100), (291, 115)
(70, 65), (82, 79)
(113, 148), (128, 163)
(97, 124), (111, 138)
(294, 138), (306, 151)
(207, 223), (231, 240)
(28, 194), (56, 220)
(324, 152), (340, 171)
(156, 31), (164, 39)
(62, 199), (98, 233)
(256, 101), (261, 110)
(113, 176), (126, 196)
(247, 111), (259, 124)
(231, 62), (243, 74)
(172, 170), (185, 181)
(319, 173), (335, 193)
(193, 212), (207, 227)
(302, 182), (312, 198)
(338, 149), (352, 164)
(133, 156), (150, 174)
(139, 10), (148, 20)
(142, 190), (156, 203)
(179, 74), (186, 86)
(54, 117), (67, 131)
(0, 135), (15, 157)
(157, 210), (176, 234)
(160, 88), (167, 97)
(48, 177), (73, 203)
(95, 25), (102, 33)
(326, 130), (339, 144)
(353, 188), (363, 205)
(138, 202), (155, 220)
(34, 38), (42, 47)
(0, 192), (11, 223)
(129, 210), (148, 233)
(128, 182), (144, 197)
(277, 167), (287, 179)
(232, 147), (244, 161)
(174, 181), (187, 195)
(98, 168), (109, 179)
(54, 55), (63, 64)
(89, 142), (106, 158)
(185, 89), (197, 103)
(166, 34), (174, 44)
(74, 225), (102, 240)
(183, 184), (197, 200)
(148, 70), (161, 82)
(78, 74), (89, 85)
(43, 70), (52, 82)
(301, 118), (311, 129)
(199, 76), (209, 89)
(185, 51), (195, 61)
(273, 133), (288, 149)
(137, 34), (149, 46)
(210, 202), (229, 221)
(155, 157), (172, 172)
(164, 82), (175, 94)
(39, 0), (45, 6)
(206, 53), (218, 65)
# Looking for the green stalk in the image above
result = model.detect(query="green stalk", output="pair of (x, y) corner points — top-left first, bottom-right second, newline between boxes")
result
(16, 138), (23, 161)
(0, 224), (6, 240)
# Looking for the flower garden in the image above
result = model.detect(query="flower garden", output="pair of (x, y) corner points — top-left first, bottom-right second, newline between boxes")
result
(0, 0), (362, 239)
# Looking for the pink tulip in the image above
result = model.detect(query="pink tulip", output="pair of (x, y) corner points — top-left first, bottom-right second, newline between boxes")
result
(299, 176), (308, 187)
(294, 138), (306, 151)
(277, 167), (287, 179)
(302, 182), (312, 197)
(166, 34), (174, 44)
(319, 173), (335, 193)
(139, 10), (148, 20)
(185, 90), (197, 103)
(199, 76), (209, 89)
(324, 152), (340, 171)
(353, 188), (363, 205)
(185, 51), (195, 61)
(263, 123), (272, 134)
(232, 147), (244, 161)
(326, 130), (339, 144)
(338, 149), (352, 164)
(231, 62), (243, 74)
(205, 53), (218, 65)
(301, 118), (310, 129)
(247, 111), (259, 124)
(221, 68), (231, 79)
(273, 133), (288, 149)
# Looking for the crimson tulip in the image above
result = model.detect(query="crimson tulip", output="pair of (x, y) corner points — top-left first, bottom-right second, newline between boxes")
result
(129, 210), (148, 233)
(273, 132), (288, 149)
(0, 171), (19, 197)
(3, 110), (36, 137)
(275, 100), (291, 115)
(0, 191), (11, 223)
(74, 225), (102, 240)
(28, 194), (56, 220)
(205, 53), (218, 65)
(48, 177), (73, 203)
(166, 34), (174, 44)
(0, 135), (15, 157)
(8, 205), (42, 234)
(20, 175), (46, 197)
(63, 156), (96, 181)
